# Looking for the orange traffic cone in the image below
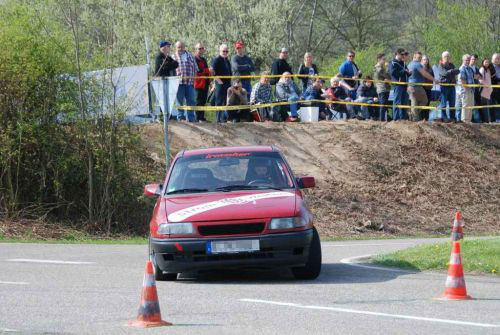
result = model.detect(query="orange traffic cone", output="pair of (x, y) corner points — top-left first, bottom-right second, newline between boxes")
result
(128, 261), (172, 327)
(451, 211), (463, 241)
(437, 242), (472, 300)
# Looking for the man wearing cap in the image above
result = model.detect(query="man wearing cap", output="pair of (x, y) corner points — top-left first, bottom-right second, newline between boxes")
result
(154, 41), (179, 77)
(173, 41), (198, 122)
(271, 48), (293, 85)
(390, 48), (410, 121)
(231, 41), (255, 100)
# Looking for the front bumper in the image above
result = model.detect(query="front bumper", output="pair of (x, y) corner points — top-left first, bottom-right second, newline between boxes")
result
(151, 229), (313, 273)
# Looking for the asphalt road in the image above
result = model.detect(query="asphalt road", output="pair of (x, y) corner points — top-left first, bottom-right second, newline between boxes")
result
(1, 238), (499, 335)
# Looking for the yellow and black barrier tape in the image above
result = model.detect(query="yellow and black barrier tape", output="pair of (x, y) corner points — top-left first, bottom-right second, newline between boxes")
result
(152, 74), (500, 88)
(176, 99), (500, 112)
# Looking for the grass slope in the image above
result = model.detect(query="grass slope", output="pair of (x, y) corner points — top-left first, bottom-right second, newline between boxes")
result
(372, 238), (500, 274)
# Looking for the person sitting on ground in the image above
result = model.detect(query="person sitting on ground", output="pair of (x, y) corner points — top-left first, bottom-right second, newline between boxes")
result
(355, 76), (379, 120)
(325, 77), (353, 119)
(250, 71), (273, 121)
(302, 77), (328, 119)
(226, 79), (249, 122)
(276, 72), (300, 121)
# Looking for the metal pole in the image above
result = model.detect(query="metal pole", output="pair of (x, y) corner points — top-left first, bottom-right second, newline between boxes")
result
(145, 36), (153, 116)
(144, 36), (151, 66)
(163, 79), (170, 173)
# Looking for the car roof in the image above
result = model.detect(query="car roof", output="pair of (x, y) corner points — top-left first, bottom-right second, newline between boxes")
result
(181, 145), (277, 157)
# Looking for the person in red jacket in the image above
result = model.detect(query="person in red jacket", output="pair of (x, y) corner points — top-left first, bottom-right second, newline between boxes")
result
(194, 42), (210, 121)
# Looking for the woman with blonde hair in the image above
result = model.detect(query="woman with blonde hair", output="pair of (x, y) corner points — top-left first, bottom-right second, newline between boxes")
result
(298, 52), (319, 91)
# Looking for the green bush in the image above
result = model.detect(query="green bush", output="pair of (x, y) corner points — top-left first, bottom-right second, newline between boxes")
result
(0, 2), (159, 235)
(420, 0), (497, 64)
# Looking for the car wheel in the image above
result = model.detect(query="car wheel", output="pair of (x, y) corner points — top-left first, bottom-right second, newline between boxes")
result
(291, 227), (322, 280)
(150, 240), (178, 281)
(152, 253), (178, 281)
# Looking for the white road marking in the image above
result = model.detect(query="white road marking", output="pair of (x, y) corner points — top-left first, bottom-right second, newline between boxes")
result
(339, 254), (413, 273)
(0, 281), (29, 285)
(241, 299), (500, 328)
(0, 328), (18, 332)
(6, 258), (95, 265)
(322, 242), (414, 247)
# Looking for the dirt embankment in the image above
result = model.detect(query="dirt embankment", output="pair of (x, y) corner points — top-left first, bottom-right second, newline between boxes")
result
(141, 121), (500, 238)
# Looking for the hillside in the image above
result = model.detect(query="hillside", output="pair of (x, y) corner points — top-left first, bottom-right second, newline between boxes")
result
(140, 121), (500, 238)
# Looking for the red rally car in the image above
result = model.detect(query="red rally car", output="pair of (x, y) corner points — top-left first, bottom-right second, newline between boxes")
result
(145, 146), (321, 281)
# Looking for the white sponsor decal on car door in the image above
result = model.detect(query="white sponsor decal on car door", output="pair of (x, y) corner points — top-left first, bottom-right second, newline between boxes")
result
(168, 191), (294, 222)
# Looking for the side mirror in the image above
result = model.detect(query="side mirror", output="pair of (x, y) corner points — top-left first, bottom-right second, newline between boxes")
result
(144, 183), (162, 197)
(296, 176), (315, 189)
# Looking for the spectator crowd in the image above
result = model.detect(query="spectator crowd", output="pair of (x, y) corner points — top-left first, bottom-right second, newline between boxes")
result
(154, 40), (500, 124)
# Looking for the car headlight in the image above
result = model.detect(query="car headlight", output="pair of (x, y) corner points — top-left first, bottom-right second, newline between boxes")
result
(157, 222), (194, 235)
(269, 217), (306, 230)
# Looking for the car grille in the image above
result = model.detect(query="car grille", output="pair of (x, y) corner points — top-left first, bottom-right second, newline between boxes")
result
(197, 222), (265, 236)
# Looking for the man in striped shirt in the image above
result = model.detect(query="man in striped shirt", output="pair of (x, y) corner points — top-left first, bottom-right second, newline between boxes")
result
(250, 72), (273, 121)
(173, 41), (198, 122)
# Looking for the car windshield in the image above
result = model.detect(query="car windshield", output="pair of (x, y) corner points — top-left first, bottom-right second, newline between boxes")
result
(166, 151), (295, 194)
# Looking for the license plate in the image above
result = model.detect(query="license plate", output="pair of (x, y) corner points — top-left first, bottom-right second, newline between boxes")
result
(207, 240), (260, 254)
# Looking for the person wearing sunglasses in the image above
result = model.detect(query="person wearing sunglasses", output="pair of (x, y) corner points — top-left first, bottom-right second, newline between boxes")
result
(339, 51), (362, 100)
(193, 43), (209, 122)
(210, 44), (233, 122)
(226, 78), (249, 122)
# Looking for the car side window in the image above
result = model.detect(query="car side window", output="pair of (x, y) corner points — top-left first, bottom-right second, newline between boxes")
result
(276, 161), (293, 187)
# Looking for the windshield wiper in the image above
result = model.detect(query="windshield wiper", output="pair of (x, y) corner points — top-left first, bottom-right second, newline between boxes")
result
(255, 186), (284, 191)
(215, 185), (255, 192)
(215, 185), (283, 192)
(166, 188), (209, 195)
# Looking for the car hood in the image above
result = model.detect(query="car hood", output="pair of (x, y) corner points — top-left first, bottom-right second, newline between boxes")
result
(163, 190), (297, 222)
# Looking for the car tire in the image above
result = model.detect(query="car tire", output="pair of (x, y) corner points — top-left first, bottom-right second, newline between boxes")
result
(151, 253), (178, 281)
(149, 239), (178, 282)
(291, 227), (322, 280)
